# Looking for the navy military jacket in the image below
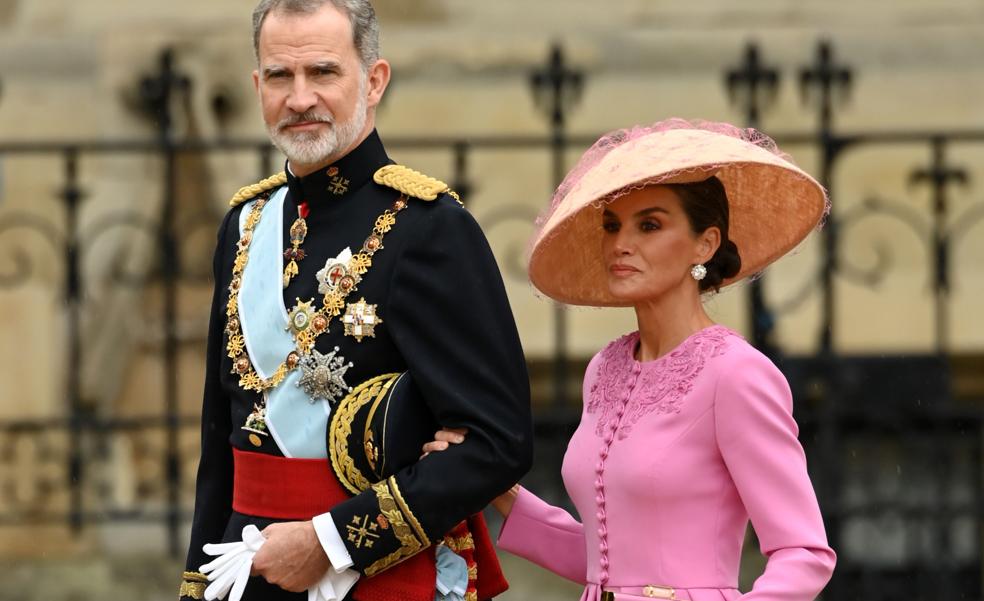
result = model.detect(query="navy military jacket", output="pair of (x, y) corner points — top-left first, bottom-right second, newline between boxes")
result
(181, 131), (533, 600)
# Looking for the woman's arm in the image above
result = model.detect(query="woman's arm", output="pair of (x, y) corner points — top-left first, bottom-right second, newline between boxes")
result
(714, 349), (836, 601)
(496, 486), (588, 584)
(423, 433), (587, 584)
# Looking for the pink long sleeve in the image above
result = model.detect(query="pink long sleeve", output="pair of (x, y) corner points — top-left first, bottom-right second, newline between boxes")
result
(714, 354), (836, 601)
(497, 486), (588, 584)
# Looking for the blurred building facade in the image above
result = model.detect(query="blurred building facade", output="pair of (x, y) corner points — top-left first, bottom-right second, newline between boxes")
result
(1, 0), (983, 599)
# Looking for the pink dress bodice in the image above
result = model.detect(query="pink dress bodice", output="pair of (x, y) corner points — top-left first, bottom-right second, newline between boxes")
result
(499, 326), (835, 601)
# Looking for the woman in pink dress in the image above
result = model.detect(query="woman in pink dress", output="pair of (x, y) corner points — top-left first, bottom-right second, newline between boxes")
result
(426, 119), (835, 601)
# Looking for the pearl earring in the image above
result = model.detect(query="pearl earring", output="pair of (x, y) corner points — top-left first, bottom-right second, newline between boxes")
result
(690, 264), (707, 281)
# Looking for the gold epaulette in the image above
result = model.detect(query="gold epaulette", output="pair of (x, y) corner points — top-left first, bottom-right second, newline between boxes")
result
(373, 165), (462, 205)
(228, 172), (288, 207)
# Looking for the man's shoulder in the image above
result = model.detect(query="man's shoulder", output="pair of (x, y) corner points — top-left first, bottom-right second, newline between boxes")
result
(371, 164), (474, 238)
(227, 172), (288, 209)
(372, 164), (464, 208)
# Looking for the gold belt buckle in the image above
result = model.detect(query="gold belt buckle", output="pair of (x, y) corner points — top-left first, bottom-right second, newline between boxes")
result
(601, 586), (676, 600)
(643, 585), (676, 599)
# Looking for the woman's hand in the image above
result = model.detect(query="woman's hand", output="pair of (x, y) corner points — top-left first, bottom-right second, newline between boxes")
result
(491, 484), (519, 518)
(420, 427), (468, 458)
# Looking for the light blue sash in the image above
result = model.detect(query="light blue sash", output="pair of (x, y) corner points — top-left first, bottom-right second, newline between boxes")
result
(238, 188), (330, 459)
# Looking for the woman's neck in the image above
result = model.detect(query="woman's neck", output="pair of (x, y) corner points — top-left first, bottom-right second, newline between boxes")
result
(633, 284), (715, 362)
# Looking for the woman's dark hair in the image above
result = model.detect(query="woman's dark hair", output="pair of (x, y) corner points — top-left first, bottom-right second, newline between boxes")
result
(665, 176), (741, 293)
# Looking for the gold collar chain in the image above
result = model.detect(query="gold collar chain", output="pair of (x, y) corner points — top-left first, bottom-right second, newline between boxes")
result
(224, 191), (409, 393)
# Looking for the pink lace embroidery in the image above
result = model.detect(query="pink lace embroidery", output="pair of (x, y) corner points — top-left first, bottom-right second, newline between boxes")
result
(587, 325), (737, 439)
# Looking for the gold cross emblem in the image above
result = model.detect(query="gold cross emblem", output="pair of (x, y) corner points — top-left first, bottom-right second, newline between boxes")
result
(347, 514), (381, 549)
(342, 298), (382, 342)
(329, 176), (350, 195)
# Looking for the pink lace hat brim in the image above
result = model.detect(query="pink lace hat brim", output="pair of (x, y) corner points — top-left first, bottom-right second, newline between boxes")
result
(528, 126), (828, 307)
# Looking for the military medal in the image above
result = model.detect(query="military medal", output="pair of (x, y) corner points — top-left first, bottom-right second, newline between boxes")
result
(287, 298), (317, 334)
(242, 403), (269, 447)
(316, 248), (354, 295)
(283, 201), (310, 288)
(298, 346), (353, 406)
(342, 298), (382, 342)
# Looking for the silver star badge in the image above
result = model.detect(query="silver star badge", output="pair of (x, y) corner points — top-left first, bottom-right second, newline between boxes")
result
(297, 346), (353, 406)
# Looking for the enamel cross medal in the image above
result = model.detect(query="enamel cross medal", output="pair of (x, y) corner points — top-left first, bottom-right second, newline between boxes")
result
(343, 298), (382, 342)
(317, 247), (354, 295)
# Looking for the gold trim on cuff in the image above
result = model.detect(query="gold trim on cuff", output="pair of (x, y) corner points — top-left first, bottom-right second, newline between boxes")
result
(364, 478), (428, 576)
(179, 572), (208, 599)
(388, 475), (429, 546)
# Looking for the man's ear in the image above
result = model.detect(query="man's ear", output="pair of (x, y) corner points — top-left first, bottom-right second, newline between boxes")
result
(365, 59), (391, 109)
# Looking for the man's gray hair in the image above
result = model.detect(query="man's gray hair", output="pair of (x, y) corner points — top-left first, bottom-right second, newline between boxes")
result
(252, 0), (380, 69)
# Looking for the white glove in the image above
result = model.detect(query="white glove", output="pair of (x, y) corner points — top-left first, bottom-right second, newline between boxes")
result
(201, 524), (356, 601)
(200, 524), (265, 601)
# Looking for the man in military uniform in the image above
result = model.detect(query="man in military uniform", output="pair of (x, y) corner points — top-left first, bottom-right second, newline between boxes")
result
(178, 1), (533, 599)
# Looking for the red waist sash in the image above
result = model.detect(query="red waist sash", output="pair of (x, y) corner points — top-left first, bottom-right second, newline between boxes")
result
(232, 448), (346, 518)
(231, 449), (507, 601)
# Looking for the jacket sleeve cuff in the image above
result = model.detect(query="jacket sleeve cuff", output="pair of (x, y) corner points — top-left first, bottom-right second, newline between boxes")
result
(178, 571), (208, 600)
(313, 511), (356, 572)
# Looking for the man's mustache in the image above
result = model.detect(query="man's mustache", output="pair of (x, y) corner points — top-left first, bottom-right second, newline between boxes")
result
(276, 112), (335, 131)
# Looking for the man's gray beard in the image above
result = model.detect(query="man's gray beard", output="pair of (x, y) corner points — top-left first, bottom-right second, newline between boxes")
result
(268, 93), (368, 167)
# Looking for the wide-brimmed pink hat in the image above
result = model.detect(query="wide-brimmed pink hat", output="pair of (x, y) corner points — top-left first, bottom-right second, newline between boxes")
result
(528, 118), (829, 307)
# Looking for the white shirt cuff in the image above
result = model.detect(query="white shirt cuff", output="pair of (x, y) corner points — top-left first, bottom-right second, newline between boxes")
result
(312, 512), (356, 572)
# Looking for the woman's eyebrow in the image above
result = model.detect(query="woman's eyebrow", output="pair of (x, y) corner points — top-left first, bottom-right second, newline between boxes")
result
(633, 206), (670, 217)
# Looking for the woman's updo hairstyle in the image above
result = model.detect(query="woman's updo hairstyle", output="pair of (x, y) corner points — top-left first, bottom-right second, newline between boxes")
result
(666, 176), (741, 293)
